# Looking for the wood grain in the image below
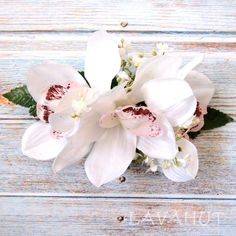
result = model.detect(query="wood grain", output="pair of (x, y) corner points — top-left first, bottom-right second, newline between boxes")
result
(0, 1), (235, 32)
(0, 32), (236, 52)
(0, 1), (236, 234)
(1, 197), (236, 236)
(0, 120), (235, 196)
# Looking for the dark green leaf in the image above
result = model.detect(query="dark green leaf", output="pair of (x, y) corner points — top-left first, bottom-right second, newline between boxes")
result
(78, 71), (91, 87)
(189, 107), (233, 139)
(136, 101), (147, 107)
(3, 85), (36, 108)
(131, 149), (146, 165)
(202, 107), (233, 130)
(188, 131), (201, 139)
(110, 77), (118, 89)
(29, 104), (37, 117)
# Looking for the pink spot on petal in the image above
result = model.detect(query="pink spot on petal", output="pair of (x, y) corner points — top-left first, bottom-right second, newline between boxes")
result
(50, 129), (64, 139)
(37, 81), (79, 122)
(37, 104), (54, 122)
(123, 106), (156, 122)
(46, 84), (68, 101)
(194, 102), (202, 117)
(117, 106), (162, 137)
(99, 111), (119, 128)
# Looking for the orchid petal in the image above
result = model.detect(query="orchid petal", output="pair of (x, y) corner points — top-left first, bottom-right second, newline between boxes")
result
(162, 138), (198, 182)
(142, 79), (196, 126)
(186, 71), (215, 113)
(190, 115), (205, 132)
(85, 31), (121, 90)
(92, 85), (128, 114)
(164, 96), (197, 127)
(130, 56), (183, 103)
(116, 106), (162, 137)
(27, 61), (86, 102)
(21, 122), (67, 160)
(53, 144), (92, 173)
(97, 86), (131, 129)
(74, 110), (105, 145)
(99, 111), (120, 128)
(53, 109), (105, 172)
(137, 117), (177, 160)
(177, 55), (203, 80)
(85, 126), (136, 187)
(49, 113), (76, 133)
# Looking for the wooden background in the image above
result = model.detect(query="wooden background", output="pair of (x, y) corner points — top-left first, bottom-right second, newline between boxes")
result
(0, 1), (236, 235)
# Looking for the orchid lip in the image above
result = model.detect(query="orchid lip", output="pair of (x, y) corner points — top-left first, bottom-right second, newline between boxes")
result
(46, 84), (69, 101)
(100, 105), (163, 138)
(36, 82), (79, 122)
(37, 104), (54, 122)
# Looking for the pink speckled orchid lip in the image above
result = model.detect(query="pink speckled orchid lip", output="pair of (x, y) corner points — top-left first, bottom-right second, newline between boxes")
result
(37, 82), (75, 122)
(99, 105), (163, 137)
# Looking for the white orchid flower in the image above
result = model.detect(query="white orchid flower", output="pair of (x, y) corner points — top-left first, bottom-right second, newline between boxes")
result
(22, 61), (89, 160)
(129, 55), (213, 182)
(22, 31), (121, 161)
(129, 56), (198, 127)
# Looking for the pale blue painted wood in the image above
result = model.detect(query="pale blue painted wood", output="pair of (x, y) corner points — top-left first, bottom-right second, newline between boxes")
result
(0, 0), (235, 32)
(1, 197), (236, 236)
(0, 0), (236, 235)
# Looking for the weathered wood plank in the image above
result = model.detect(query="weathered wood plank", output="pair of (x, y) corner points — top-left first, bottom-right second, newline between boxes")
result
(0, 1), (235, 32)
(0, 32), (236, 52)
(0, 1), (235, 234)
(0, 197), (236, 235)
(0, 120), (235, 196)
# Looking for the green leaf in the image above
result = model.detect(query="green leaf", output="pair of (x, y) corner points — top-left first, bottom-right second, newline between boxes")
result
(2, 85), (38, 117)
(110, 77), (118, 89)
(29, 104), (37, 117)
(189, 107), (234, 139)
(78, 71), (91, 87)
(3, 85), (36, 108)
(136, 101), (147, 107)
(131, 149), (147, 165)
(188, 131), (200, 139)
(202, 107), (234, 130)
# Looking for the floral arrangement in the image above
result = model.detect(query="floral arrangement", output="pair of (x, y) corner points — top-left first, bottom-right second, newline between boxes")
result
(2, 31), (233, 187)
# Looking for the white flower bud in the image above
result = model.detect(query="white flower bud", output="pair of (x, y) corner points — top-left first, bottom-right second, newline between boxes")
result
(150, 163), (158, 172)
(118, 38), (130, 59)
(132, 54), (146, 67)
(156, 43), (172, 55)
(117, 71), (131, 84)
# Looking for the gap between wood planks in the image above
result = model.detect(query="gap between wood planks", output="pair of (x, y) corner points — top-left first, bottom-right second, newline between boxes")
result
(1, 192), (236, 200)
(1, 30), (236, 34)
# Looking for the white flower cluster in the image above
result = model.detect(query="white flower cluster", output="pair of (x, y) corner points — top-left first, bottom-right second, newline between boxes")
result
(22, 31), (215, 187)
